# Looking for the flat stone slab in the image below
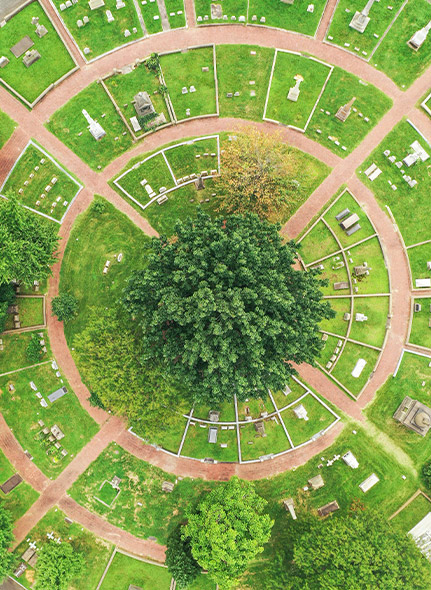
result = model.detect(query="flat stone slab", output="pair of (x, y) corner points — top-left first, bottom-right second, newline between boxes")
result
(10, 36), (34, 58)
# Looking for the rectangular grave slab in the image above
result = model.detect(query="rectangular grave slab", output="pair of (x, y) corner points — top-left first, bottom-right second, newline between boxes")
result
(10, 36), (34, 58)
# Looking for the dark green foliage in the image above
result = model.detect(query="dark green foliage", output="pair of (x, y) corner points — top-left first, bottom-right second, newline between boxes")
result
(26, 333), (44, 363)
(0, 504), (14, 582)
(35, 542), (84, 590)
(0, 193), (58, 286)
(123, 211), (333, 404)
(51, 293), (78, 323)
(0, 283), (15, 333)
(145, 52), (161, 74)
(90, 199), (106, 216)
(158, 84), (168, 95)
(166, 525), (201, 589)
(422, 460), (431, 489)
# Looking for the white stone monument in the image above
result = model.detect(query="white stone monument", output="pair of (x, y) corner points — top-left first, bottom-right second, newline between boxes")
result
(82, 109), (106, 140)
(287, 74), (304, 102)
(349, 0), (375, 33)
(408, 21), (431, 51)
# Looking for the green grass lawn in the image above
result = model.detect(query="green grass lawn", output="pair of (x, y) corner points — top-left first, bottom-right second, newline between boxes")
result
(0, 110), (16, 149)
(0, 1), (75, 104)
(237, 396), (276, 420)
(331, 341), (380, 396)
(372, 0), (431, 89)
(4, 297), (44, 331)
(280, 394), (337, 447)
(409, 298), (431, 349)
(248, 0), (327, 35)
(349, 296), (389, 347)
(325, 0), (403, 56)
(164, 0), (186, 29)
(0, 363), (99, 477)
(318, 333), (344, 368)
(160, 47), (217, 120)
(46, 82), (132, 171)
(0, 330), (51, 375)
(299, 221), (340, 265)
(147, 415), (188, 453)
(0, 449), (39, 522)
(319, 257), (351, 297)
(270, 377), (308, 409)
(216, 44), (275, 122)
(165, 136), (219, 178)
(347, 237), (389, 294)
(366, 351), (431, 471)
(192, 399), (236, 422)
(60, 196), (150, 343)
(104, 62), (171, 134)
(181, 421), (238, 461)
(408, 243), (431, 282)
(391, 493), (431, 534)
(194, 0), (247, 21)
(1, 141), (81, 222)
(51, 0), (143, 59)
(358, 119), (431, 247)
(12, 507), (113, 590)
(265, 51), (332, 130)
(140, 0), (163, 34)
(323, 190), (376, 249)
(319, 297), (351, 337)
(240, 418), (290, 461)
(96, 481), (120, 506)
(100, 553), (171, 590)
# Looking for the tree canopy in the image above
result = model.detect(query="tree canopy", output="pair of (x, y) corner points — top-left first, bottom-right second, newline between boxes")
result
(123, 211), (332, 404)
(0, 282), (15, 333)
(0, 194), (58, 286)
(166, 525), (201, 589)
(215, 127), (301, 220)
(0, 504), (14, 582)
(35, 542), (84, 590)
(184, 477), (273, 590)
(51, 293), (78, 323)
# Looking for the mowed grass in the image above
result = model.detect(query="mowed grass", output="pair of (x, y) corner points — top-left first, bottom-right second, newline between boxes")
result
(319, 297), (351, 337)
(391, 494), (431, 534)
(240, 419), (290, 461)
(165, 136), (219, 178)
(265, 51), (332, 130)
(140, 0), (163, 34)
(0, 330), (51, 375)
(194, 0), (247, 20)
(4, 297), (44, 331)
(46, 82), (132, 171)
(0, 1), (75, 104)
(349, 296), (389, 347)
(248, 0), (327, 35)
(299, 221), (340, 265)
(0, 363), (99, 477)
(182, 421), (239, 462)
(50, 0), (143, 58)
(164, 0), (186, 29)
(60, 196), (150, 343)
(1, 142), (80, 222)
(323, 189), (376, 248)
(366, 351), (431, 471)
(0, 449), (39, 522)
(0, 110), (16, 149)
(358, 119), (431, 247)
(12, 507), (113, 590)
(331, 341), (380, 396)
(161, 47), (217, 120)
(100, 553), (171, 590)
(216, 44), (275, 121)
(348, 237), (389, 294)
(305, 67), (392, 157)
(373, 0), (431, 89)
(409, 298), (431, 349)
(281, 393), (337, 447)
(408, 243), (431, 282)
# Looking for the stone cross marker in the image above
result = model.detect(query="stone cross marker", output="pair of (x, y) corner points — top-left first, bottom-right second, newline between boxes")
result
(335, 96), (356, 122)
(349, 0), (375, 33)
(287, 74), (303, 102)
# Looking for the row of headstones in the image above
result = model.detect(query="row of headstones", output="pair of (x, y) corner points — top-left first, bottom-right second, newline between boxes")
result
(383, 149), (418, 188)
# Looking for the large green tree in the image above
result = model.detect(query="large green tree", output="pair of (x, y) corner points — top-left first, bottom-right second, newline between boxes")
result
(0, 193), (58, 286)
(290, 506), (431, 590)
(123, 211), (332, 404)
(166, 525), (201, 589)
(0, 282), (15, 333)
(0, 503), (14, 582)
(35, 542), (84, 590)
(184, 476), (273, 590)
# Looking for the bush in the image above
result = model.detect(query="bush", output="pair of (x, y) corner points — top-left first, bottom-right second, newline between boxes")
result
(166, 526), (200, 589)
(0, 283), (15, 333)
(422, 460), (431, 488)
(51, 293), (78, 323)
(90, 200), (106, 215)
(26, 333), (44, 363)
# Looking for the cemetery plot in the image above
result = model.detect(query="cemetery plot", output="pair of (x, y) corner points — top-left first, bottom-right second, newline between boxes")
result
(264, 50), (333, 132)
(280, 393), (337, 447)
(318, 259), (350, 297)
(164, 136), (220, 179)
(103, 60), (172, 137)
(140, 415), (189, 454)
(318, 333), (345, 368)
(322, 188), (375, 248)
(330, 341), (380, 396)
(0, 1), (75, 105)
(164, 0), (186, 29)
(248, 0), (327, 36)
(408, 242), (431, 288)
(319, 297), (351, 337)
(237, 396), (276, 419)
(239, 418), (290, 461)
(140, 0), (163, 35)
(0, 140), (82, 223)
(0, 110), (16, 149)
(366, 350), (431, 470)
(305, 67), (392, 157)
(372, 0), (431, 89)
(191, 399), (236, 422)
(0, 330), (51, 375)
(194, 0), (248, 23)
(0, 449), (39, 522)
(391, 493), (431, 534)
(349, 296), (389, 347)
(409, 298), (431, 350)
(270, 378), (309, 409)
(325, 0), (406, 58)
(12, 507), (114, 590)
(160, 46), (217, 120)
(216, 44), (275, 122)
(3, 296), (44, 332)
(0, 362), (99, 477)
(99, 552), (172, 590)
(347, 237), (389, 294)
(47, 82), (133, 171)
(51, 0), (143, 60)
(299, 221), (340, 265)
(181, 421), (239, 462)
(358, 119), (431, 247)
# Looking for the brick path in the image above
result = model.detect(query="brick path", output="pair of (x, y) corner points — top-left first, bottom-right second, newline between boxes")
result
(0, 6), (429, 562)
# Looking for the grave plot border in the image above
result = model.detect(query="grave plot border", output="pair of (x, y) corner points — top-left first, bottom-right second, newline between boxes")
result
(407, 295), (431, 353)
(421, 91), (431, 117)
(1, 294), (47, 335)
(0, 139), (83, 225)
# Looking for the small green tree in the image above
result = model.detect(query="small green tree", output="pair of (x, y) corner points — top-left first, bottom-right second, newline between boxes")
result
(0, 504), (14, 582)
(35, 542), (84, 590)
(26, 333), (44, 363)
(51, 293), (78, 323)
(166, 525), (201, 589)
(184, 477), (273, 589)
(145, 52), (160, 74)
(0, 283), (15, 333)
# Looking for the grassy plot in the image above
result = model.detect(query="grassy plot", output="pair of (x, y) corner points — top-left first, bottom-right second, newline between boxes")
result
(68, 442), (216, 543)
(409, 298), (431, 349)
(408, 243), (431, 282)
(0, 449), (39, 522)
(164, 0), (186, 29)
(46, 82), (132, 171)
(331, 341), (380, 396)
(325, 0), (404, 56)
(104, 62), (171, 133)
(366, 351), (431, 470)
(349, 296), (389, 347)
(0, 110), (16, 149)
(318, 257), (350, 297)
(299, 221), (340, 265)
(181, 422), (238, 462)
(0, 1), (74, 104)
(358, 119), (431, 247)
(265, 51), (332, 130)
(319, 297), (351, 337)
(240, 419), (290, 461)
(281, 394), (337, 447)
(116, 152), (176, 203)
(237, 396), (276, 419)
(194, 0), (248, 20)
(192, 399), (236, 422)
(51, 0), (142, 58)
(323, 189), (376, 248)
(0, 330), (51, 375)
(1, 142), (81, 222)
(4, 297), (44, 331)
(391, 494), (431, 534)
(216, 44), (275, 121)
(164, 136), (219, 178)
(248, 0), (327, 35)
(99, 553), (171, 590)
(140, 0), (163, 34)
(12, 507), (113, 590)
(318, 333), (344, 368)
(0, 363), (99, 477)
(373, 0), (431, 89)
(60, 196), (150, 342)
(146, 416), (188, 453)
(347, 237), (389, 294)
(161, 47), (217, 120)
(270, 378), (308, 409)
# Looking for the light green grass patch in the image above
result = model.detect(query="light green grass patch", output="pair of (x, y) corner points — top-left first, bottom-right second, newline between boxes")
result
(409, 298), (431, 349)
(408, 243), (431, 282)
(331, 341), (380, 396)
(318, 333), (343, 367)
(164, 0), (186, 29)
(248, 0), (327, 35)
(100, 552), (171, 590)
(164, 136), (219, 178)
(349, 296), (389, 347)
(265, 51), (332, 130)
(194, 0), (247, 20)
(348, 237), (389, 294)
(240, 418), (290, 461)
(299, 221), (340, 265)
(323, 190), (375, 248)
(4, 297), (44, 330)
(270, 378), (308, 409)
(237, 396), (276, 420)
(281, 393), (337, 446)
(192, 399), (236, 422)
(319, 297), (351, 337)
(0, 449), (39, 522)
(0, 329), (51, 375)
(140, 0), (163, 34)
(181, 421), (238, 462)
(391, 493), (431, 534)
(0, 110), (16, 149)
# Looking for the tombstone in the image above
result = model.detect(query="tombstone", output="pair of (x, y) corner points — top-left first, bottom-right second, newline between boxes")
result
(394, 396), (431, 436)
(211, 3), (222, 18)
(162, 480), (175, 492)
(182, 86), (188, 94)
(208, 426), (218, 443)
(255, 421), (266, 436)
(23, 49), (41, 68)
(349, 0), (375, 33)
(35, 24), (48, 38)
(0, 56), (9, 68)
(355, 312), (368, 322)
(82, 109), (106, 140)
(283, 497), (297, 519)
(287, 74), (304, 102)
(335, 97), (356, 122)
(280, 0), (295, 4)
(318, 500), (339, 517)
(51, 424), (65, 440)
(133, 92), (155, 117)
(293, 404), (309, 421)
(190, 85), (196, 93)
(88, 0), (105, 8)
(106, 9), (114, 22)
(408, 21), (431, 51)
(202, 66), (209, 72)
(342, 450), (359, 468)
(308, 474), (325, 490)
(307, 4), (314, 11)
(124, 29), (131, 37)
(359, 473), (379, 493)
